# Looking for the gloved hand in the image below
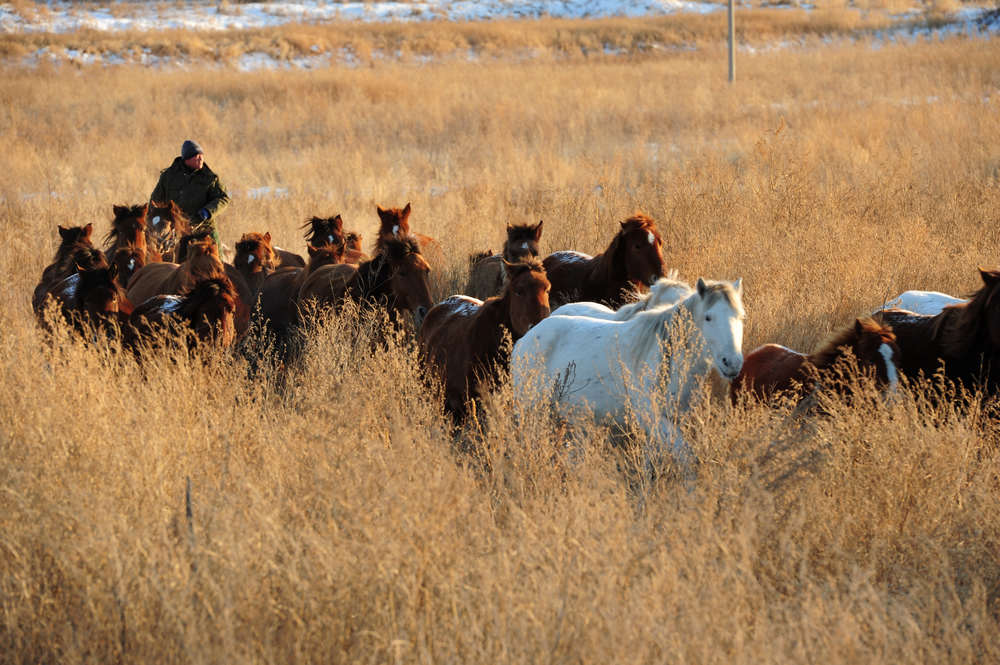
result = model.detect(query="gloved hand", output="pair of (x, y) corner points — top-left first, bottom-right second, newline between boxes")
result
(197, 208), (210, 222)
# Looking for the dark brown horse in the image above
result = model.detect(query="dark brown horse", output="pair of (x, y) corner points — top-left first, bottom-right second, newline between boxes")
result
(731, 318), (901, 405)
(255, 244), (345, 341)
(344, 231), (369, 265)
(38, 262), (132, 341)
(126, 232), (226, 306)
(420, 259), (551, 419)
(33, 223), (97, 311)
(374, 203), (444, 276)
(128, 276), (238, 353)
(877, 268), (1000, 395)
(146, 200), (192, 262)
(231, 231), (278, 300)
(466, 221), (544, 299)
(543, 214), (665, 308)
(298, 235), (433, 328)
(271, 215), (347, 268)
(108, 244), (147, 290)
(103, 204), (148, 265)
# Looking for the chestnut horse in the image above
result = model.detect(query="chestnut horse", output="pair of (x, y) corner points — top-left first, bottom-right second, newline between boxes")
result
(420, 259), (551, 419)
(231, 231), (278, 301)
(126, 233), (226, 304)
(128, 276), (239, 353)
(108, 244), (147, 290)
(344, 231), (369, 265)
(374, 203), (444, 280)
(271, 215), (347, 268)
(103, 204), (148, 266)
(33, 223), (97, 311)
(877, 268), (1000, 395)
(543, 214), (665, 308)
(731, 318), (901, 405)
(38, 262), (132, 341)
(146, 200), (192, 262)
(256, 244), (345, 341)
(297, 235), (433, 329)
(466, 221), (544, 299)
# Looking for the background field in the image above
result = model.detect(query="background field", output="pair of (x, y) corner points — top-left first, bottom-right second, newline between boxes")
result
(1, 15), (1000, 664)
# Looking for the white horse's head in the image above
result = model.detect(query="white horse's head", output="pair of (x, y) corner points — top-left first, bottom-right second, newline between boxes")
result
(646, 270), (694, 310)
(689, 277), (745, 380)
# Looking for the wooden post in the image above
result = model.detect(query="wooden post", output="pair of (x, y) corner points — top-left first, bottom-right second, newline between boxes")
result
(728, 0), (735, 82)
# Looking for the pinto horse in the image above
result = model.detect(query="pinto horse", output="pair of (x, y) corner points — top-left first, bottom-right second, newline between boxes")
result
(38, 262), (132, 341)
(466, 221), (544, 299)
(231, 231), (278, 301)
(513, 278), (744, 462)
(33, 223), (97, 311)
(553, 271), (692, 320)
(298, 235), (433, 329)
(146, 200), (192, 262)
(103, 204), (148, 265)
(543, 214), (665, 308)
(731, 318), (901, 405)
(877, 268), (1000, 395)
(256, 244), (345, 341)
(128, 276), (239, 353)
(420, 259), (551, 419)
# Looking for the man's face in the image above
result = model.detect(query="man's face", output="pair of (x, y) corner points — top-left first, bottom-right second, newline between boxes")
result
(184, 153), (204, 170)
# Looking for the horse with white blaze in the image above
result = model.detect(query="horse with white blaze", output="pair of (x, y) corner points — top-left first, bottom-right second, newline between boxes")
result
(511, 278), (745, 461)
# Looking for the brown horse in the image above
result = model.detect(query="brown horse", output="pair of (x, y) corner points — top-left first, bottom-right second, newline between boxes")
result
(420, 259), (551, 419)
(128, 276), (238, 353)
(374, 203), (444, 274)
(877, 268), (1000, 395)
(108, 244), (147, 290)
(255, 244), (345, 341)
(33, 223), (97, 310)
(466, 221), (544, 299)
(543, 214), (665, 308)
(231, 231), (278, 300)
(344, 231), (369, 265)
(38, 262), (132, 341)
(103, 204), (148, 265)
(125, 232), (226, 305)
(271, 215), (347, 268)
(731, 318), (901, 405)
(298, 235), (433, 329)
(146, 200), (192, 262)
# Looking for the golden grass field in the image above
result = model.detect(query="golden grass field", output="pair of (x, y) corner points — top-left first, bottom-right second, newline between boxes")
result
(2, 12), (1000, 663)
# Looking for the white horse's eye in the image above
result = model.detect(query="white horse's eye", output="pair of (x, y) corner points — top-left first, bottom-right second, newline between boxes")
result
(705, 315), (713, 322)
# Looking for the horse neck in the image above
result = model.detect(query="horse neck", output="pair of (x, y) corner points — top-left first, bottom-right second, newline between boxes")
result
(933, 296), (992, 359)
(475, 295), (514, 346)
(612, 292), (653, 320)
(351, 256), (393, 305)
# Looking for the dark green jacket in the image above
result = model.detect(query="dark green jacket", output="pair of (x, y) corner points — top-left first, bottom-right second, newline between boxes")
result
(149, 157), (230, 227)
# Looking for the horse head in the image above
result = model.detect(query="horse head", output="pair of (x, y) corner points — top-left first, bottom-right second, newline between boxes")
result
(234, 231), (277, 273)
(382, 235), (432, 327)
(688, 278), (745, 380)
(302, 214), (345, 249)
(502, 258), (551, 337)
(306, 243), (344, 272)
(612, 214), (665, 288)
(850, 317), (901, 390)
(177, 230), (219, 263)
(179, 277), (238, 346)
(110, 244), (147, 289)
(978, 268), (1000, 349)
(75, 263), (127, 316)
(503, 221), (543, 264)
(376, 203), (411, 247)
(106, 203), (147, 249)
(58, 222), (95, 248)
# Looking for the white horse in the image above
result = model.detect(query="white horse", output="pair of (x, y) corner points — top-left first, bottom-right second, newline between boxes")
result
(552, 271), (694, 321)
(512, 278), (745, 462)
(876, 290), (965, 316)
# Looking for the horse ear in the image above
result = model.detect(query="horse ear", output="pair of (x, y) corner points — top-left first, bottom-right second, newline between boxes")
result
(854, 318), (865, 336)
(264, 231), (272, 243)
(82, 223), (94, 240)
(506, 224), (513, 234)
(113, 204), (127, 217)
(732, 278), (742, 295)
(58, 225), (70, 239)
(332, 214), (344, 231)
(376, 205), (387, 219)
(979, 267), (1000, 287)
(534, 220), (544, 240)
(696, 278), (707, 297)
(108, 263), (118, 281)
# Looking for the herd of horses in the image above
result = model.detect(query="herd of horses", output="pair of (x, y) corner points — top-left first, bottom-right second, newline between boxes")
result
(30, 200), (1000, 458)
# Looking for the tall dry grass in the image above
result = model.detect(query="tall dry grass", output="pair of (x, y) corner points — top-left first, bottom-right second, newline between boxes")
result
(1, 29), (999, 663)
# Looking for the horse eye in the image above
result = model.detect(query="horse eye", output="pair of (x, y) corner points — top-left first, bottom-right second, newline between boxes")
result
(705, 315), (713, 322)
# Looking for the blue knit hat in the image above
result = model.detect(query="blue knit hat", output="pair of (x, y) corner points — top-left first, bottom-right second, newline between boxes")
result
(181, 139), (204, 160)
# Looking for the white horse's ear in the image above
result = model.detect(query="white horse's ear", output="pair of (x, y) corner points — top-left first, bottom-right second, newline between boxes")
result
(733, 278), (743, 294)
(696, 277), (707, 296)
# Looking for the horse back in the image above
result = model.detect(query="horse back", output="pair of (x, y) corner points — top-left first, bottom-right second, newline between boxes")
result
(125, 262), (180, 307)
(874, 309), (941, 376)
(731, 344), (809, 404)
(466, 254), (504, 300)
(275, 247), (305, 268)
(419, 296), (488, 415)
(298, 263), (356, 309)
(543, 251), (594, 305)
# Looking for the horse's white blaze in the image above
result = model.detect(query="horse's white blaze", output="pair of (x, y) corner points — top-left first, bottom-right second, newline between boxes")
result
(151, 215), (162, 227)
(880, 343), (899, 392)
(128, 258), (136, 270)
(521, 241), (530, 250)
(392, 225), (399, 235)
(328, 234), (335, 244)
(512, 279), (745, 459)
(554, 275), (694, 321)
(877, 290), (965, 316)
(247, 254), (255, 264)
(647, 231), (655, 245)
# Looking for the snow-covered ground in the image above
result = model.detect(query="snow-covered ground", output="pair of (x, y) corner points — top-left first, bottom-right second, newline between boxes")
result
(1, 1), (997, 70)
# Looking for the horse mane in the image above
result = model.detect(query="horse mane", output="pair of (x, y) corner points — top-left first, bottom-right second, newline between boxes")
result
(501, 257), (546, 284)
(604, 213), (661, 276)
(235, 232), (277, 270)
(505, 221), (543, 246)
(380, 235), (422, 262)
(613, 270), (685, 318)
(932, 269), (1000, 357)
(176, 230), (216, 262)
(809, 317), (892, 369)
(178, 276), (238, 318)
(300, 214), (344, 241)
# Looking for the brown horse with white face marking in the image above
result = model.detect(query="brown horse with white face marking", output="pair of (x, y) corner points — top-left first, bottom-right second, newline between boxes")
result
(128, 276), (238, 353)
(39, 262), (132, 342)
(231, 231), (278, 300)
(877, 268), (1000, 396)
(271, 215), (347, 268)
(125, 232), (226, 304)
(731, 318), (901, 405)
(104, 204), (148, 266)
(543, 214), (665, 308)
(298, 235), (433, 329)
(109, 244), (147, 290)
(33, 223), (97, 311)
(466, 221), (544, 299)
(145, 200), (191, 262)
(421, 259), (551, 419)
